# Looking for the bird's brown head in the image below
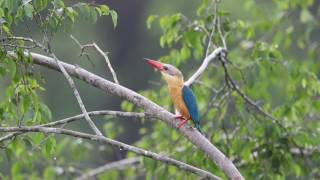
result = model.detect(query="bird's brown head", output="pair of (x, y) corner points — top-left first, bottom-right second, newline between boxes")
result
(145, 58), (184, 86)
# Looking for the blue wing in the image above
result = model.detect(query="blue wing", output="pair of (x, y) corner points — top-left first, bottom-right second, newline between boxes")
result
(182, 85), (200, 125)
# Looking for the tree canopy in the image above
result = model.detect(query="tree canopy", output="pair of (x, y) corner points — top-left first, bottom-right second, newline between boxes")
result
(0, 0), (319, 179)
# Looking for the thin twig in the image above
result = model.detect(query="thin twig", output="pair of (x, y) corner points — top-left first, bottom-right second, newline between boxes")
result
(205, 0), (218, 57)
(48, 51), (103, 136)
(0, 110), (149, 143)
(76, 157), (141, 180)
(70, 35), (119, 84)
(0, 126), (221, 180)
(220, 56), (276, 121)
(217, 16), (228, 50)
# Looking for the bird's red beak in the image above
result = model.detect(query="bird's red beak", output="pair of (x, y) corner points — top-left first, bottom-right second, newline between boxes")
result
(144, 58), (164, 71)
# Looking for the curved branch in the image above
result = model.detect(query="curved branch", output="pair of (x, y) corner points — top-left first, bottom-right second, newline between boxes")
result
(184, 47), (225, 87)
(0, 126), (221, 180)
(7, 52), (244, 179)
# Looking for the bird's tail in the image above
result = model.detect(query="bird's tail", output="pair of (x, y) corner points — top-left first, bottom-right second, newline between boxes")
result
(195, 124), (203, 134)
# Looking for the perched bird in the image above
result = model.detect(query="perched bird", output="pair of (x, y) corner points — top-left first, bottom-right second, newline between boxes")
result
(145, 58), (202, 133)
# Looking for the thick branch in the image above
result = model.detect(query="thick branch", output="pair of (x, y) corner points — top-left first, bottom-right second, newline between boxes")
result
(0, 126), (220, 180)
(184, 47), (225, 87)
(7, 52), (243, 179)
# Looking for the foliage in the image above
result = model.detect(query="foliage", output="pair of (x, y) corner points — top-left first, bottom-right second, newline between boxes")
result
(0, 0), (116, 179)
(0, 0), (319, 179)
(135, 0), (320, 179)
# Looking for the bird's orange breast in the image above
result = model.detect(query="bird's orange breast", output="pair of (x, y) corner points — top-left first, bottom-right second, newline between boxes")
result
(168, 85), (190, 120)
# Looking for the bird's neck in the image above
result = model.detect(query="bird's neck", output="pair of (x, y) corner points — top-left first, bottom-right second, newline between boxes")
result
(162, 74), (184, 89)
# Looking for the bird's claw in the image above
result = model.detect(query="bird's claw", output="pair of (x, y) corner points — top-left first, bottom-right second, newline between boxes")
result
(177, 119), (188, 129)
(174, 115), (185, 121)
(174, 115), (189, 128)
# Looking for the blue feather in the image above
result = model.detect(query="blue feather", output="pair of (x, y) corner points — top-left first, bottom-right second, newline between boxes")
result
(182, 85), (202, 132)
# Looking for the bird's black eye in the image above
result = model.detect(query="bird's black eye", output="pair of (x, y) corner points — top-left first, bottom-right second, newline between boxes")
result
(163, 66), (168, 71)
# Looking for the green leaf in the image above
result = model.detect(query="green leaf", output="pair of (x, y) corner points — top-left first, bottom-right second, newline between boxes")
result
(100, 5), (110, 16)
(89, 7), (98, 23)
(40, 103), (52, 121)
(159, 13), (181, 31)
(66, 7), (75, 23)
(196, 0), (209, 16)
(180, 46), (191, 60)
(237, 20), (246, 28)
(34, 0), (48, 11)
(43, 167), (55, 180)
(146, 15), (158, 29)
(52, 0), (64, 8)
(44, 137), (56, 157)
(300, 8), (313, 23)
(0, 8), (4, 17)
(24, 3), (34, 19)
(218, 10), (231, 16)
(11, 162), (22, 176)
(143, 157), (157, 173)
(23, 137), (33, 149)
(301, 78), (307, 88)
(22, 94), (31, 114)
(5, 148), (14, 162)
(110, 10), (118, 28)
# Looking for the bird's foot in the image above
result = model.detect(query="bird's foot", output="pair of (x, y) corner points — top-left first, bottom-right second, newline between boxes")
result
(177, 119), (189, 129)
(174, 115), (185, 121)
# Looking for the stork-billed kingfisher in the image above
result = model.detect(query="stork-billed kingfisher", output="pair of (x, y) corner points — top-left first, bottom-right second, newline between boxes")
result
(145, 59), (202, 133)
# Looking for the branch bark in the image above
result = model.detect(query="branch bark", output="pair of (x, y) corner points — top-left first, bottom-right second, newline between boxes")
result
(184, 47), (225, 87)
(7, 52), (244, 179)
(0, 126), (221, 180)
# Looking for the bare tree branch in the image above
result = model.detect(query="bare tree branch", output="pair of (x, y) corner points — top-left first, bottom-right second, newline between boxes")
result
(7, 51), (244, 179)
(205, 0), (218, 57)
(6, 38), (103, 136)
(0, 126), (221, 180)
(217, 16), (228, 50)
(70, 34), (119, 84)
(76, 157), (141, 180)
(184, 47), (226, 87)
(49, 51), (103, 136)
(0, 110), (149, 143)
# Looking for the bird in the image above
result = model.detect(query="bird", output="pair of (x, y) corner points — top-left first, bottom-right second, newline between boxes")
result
(145, 58), (202, 133)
